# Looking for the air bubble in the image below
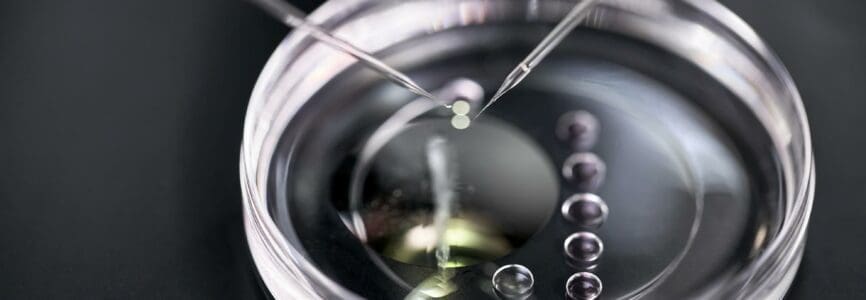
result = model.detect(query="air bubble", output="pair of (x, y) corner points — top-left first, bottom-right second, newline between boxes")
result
(562, 153), (606, 191)
(492, 264), (534, 299)
(566, 272), (602, 300)
(564, 232), (603, 263)
(557, 111), (599, 151)
(561, 194), (608, 227)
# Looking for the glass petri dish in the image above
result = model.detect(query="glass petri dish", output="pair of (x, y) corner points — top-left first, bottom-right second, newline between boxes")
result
(240, 0), (814, 299)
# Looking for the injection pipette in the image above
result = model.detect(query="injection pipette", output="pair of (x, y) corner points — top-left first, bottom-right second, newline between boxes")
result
(475, 0), (600, 118)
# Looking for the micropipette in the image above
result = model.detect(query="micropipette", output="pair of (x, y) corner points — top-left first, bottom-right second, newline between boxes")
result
(475, 0), (600, 118)
(248, 0), (438, 103)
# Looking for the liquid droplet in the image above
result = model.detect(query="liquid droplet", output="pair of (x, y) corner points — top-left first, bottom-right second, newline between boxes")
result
(561, 193), (608, 227)
(566, 272), (602, 300)
(492, 264), (534, 298)
(557, 111), (600, 151)
(562, 153), (606, 191)
(564, 232), (603, 263)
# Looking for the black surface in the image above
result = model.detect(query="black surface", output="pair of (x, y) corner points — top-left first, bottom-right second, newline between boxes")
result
(0, 0), (864, 299)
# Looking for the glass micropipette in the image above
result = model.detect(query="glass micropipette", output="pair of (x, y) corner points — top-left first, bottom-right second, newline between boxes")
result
(248, 0), (439, 103)
(475, 0), (600, 118)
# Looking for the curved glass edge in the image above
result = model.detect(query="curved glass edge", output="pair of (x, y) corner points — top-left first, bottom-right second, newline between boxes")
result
(240, 0), (815, 299)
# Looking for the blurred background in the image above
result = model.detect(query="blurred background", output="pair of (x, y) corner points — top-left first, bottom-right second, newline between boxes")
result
(0, 0), (864, 298)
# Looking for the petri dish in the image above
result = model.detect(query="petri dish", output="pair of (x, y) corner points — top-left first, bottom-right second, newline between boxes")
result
(240, 0), (814, 299)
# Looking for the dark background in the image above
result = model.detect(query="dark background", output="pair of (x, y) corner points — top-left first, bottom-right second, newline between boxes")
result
(0, 0), (863, 298)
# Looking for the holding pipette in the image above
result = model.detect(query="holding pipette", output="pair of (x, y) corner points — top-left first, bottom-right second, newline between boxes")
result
(248, 0), (438, 103)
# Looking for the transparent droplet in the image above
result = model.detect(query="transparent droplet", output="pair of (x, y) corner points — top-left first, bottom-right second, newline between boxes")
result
(566, 272), (602, 300)
(556, 111), (599, 151)
(561, 193), (608, 227)
(564, 232), (603, 263)
(562, 153), (606, 191)
(492, 264), (534, 298)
